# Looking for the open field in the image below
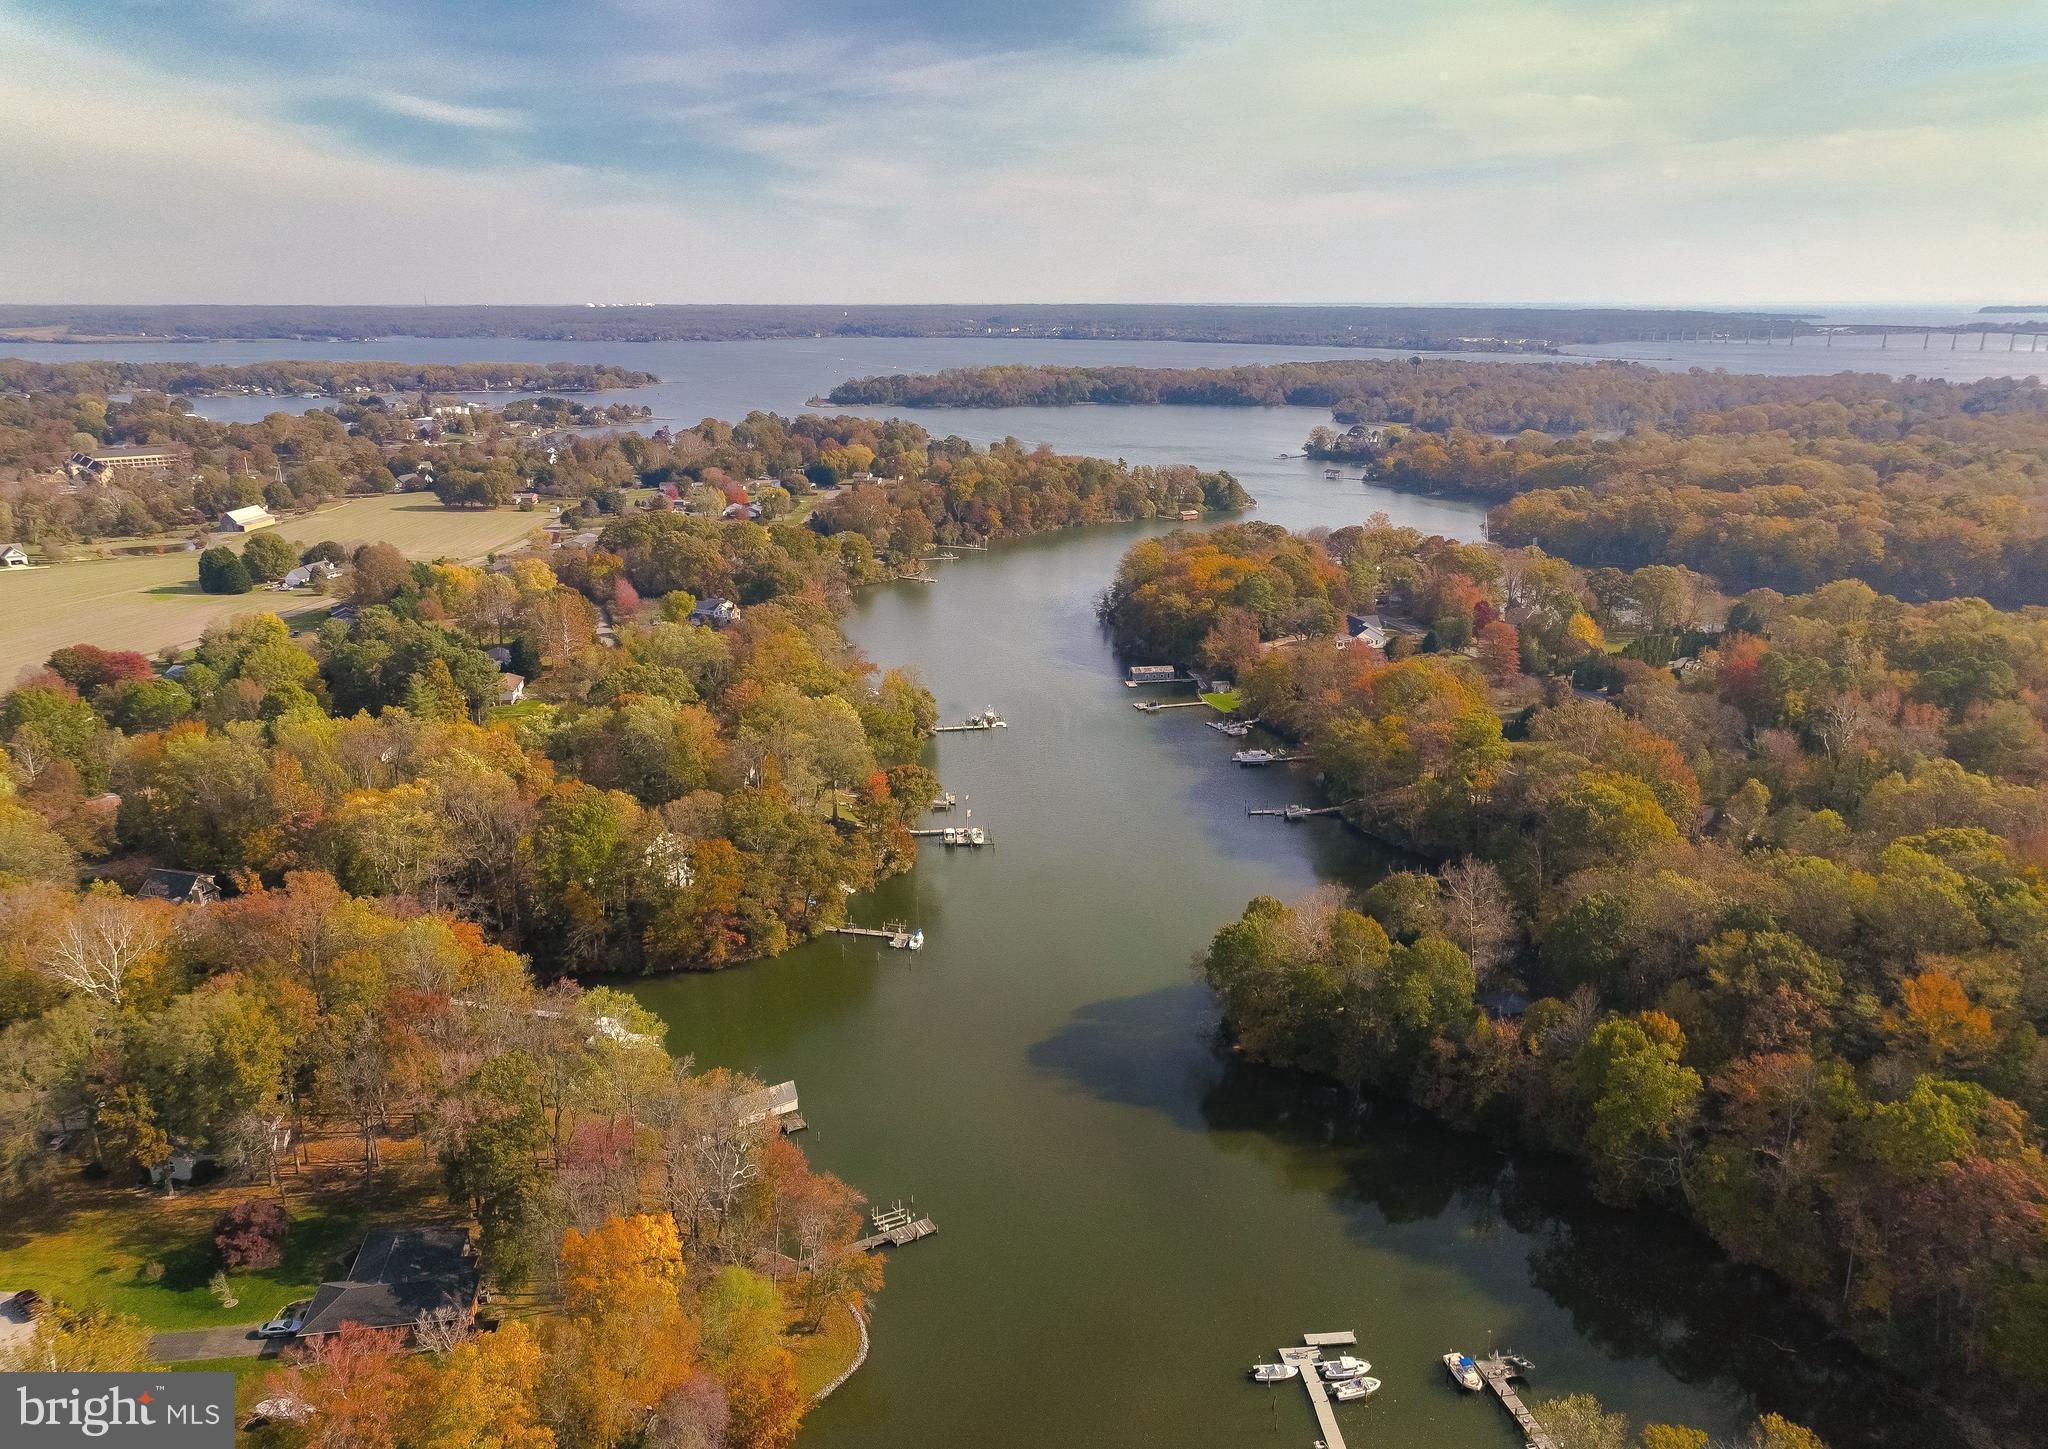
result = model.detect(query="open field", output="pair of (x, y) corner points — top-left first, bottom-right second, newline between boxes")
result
(0, 495), (541, 683)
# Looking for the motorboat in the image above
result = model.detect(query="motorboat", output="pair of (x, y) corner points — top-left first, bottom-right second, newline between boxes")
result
(1232, 748), (1277, 766)
(1330, 1376), (1380, 1401)
(1317, 1356), (1371, 1380)
(1250, 1362), (1298, 1383)
(907, 929), (924, 951)
(1443, 1352), (1483, 1391)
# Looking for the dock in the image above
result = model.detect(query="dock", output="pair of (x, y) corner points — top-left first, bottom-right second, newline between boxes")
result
(1246, 803), (1346, 821)
(853, 1202), (937, 1253)
(1133, 699), (1205, 712)
(935, 710), (1006, 733)
(1477, 1354), (1557, 1449)
(1276, 1335), (1356, 1449)
(908, 826), (990, 846)
(831, 924), (921, 949)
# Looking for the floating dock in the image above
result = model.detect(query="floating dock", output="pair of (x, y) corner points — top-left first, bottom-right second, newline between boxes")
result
(1477, 1354), (1557, 1449)
(1247, 803), (1346, 821)
(935, 711), (1006, 733)
(853, 1203), (937, 1252)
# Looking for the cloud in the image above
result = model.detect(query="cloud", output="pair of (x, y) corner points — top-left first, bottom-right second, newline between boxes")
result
(368, 91), (529, 131)
(2, 0), (2045, 303)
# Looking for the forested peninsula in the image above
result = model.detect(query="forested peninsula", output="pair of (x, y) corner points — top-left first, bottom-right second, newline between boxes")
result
(837, 359), (2048, 608)
(1103, 518), (2048, 1435)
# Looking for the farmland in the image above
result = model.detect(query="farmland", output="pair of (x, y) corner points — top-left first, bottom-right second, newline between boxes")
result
(0, 495), (541, 683)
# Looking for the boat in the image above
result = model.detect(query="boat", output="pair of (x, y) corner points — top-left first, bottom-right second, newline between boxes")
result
(1283, 804), (1314, 821)
(1249, 1362), (1298, 1383)
(1317, 1356), (1370, 1379)
(907, 929), (925, 951)
(1443, 1352), (1483, 1391)
(1232, 749), (1277, 766)
(1329, 1376), (1380, 1401)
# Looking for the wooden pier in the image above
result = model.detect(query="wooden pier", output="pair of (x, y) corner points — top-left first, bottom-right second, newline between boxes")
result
(1477, 1354), (1557, 1449)
(1247, 803), (1343, 820)
(831, 924), (920, 949)
(908, 826), (990, 846)
(1133, 699), (1205, 712)
(1277, 1337), (1351, 1449)
(852, 1203), (937, 1253)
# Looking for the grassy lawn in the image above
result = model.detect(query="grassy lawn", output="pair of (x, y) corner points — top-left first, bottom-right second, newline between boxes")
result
(0, 495), (541, 683)
(787, 1299), (863, 1400)
(1200, 689), (1241, 713)
(0, 1136), (445, 1333)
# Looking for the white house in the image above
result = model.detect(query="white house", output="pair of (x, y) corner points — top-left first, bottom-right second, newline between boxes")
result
(0, 543), (29, 569)
(279, 560), (341, 589)
(496, 673), (527, 706)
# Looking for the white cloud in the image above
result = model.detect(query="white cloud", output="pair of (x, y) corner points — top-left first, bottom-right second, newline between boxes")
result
(368, 91), (529, 131)
(1, 0), (2044, 303)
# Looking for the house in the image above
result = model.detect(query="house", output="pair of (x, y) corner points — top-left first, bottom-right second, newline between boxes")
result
(138, 868), (221, 905)
(0, 543), (29, 569)
(485, 646), (514, 668)
(1346, 613), (1390, 650)
(279, 561), (340, 590)
(295, 1226), (480, 1341)
(721, 502), (762, 521)
(218, 504), (276, 533)
(496, 673), (526, 706)
(689, 597), (740, 629)
(512, 491), (540, 509)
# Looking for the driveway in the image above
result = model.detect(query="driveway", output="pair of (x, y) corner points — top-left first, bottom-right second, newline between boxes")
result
(150, 1324), (282, 1362)
(0, 1293), (33, 1358)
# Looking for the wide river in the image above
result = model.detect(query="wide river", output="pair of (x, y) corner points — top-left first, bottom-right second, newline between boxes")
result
(18, 336), (1966, 1446)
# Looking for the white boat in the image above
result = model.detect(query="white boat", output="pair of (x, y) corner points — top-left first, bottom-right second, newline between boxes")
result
(1232, 748), (1277, 766)
(907, 929), (924, 951)
(1330, 1376), (1380, 1401)
(1443, 1352), (1483, 1391)
(1249, 1362), (1298, 1383)
(1317, 1356), (1370, 1380)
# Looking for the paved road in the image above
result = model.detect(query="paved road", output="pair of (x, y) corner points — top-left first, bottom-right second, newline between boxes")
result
(150, 1324), (281, 1362)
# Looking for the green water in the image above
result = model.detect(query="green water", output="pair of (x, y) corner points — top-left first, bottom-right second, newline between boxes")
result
(630, 512), (1945, 1449)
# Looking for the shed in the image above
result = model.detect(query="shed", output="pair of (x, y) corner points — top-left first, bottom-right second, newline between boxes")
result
(219, 505), (277, 533)
(0, 543), (29, 569)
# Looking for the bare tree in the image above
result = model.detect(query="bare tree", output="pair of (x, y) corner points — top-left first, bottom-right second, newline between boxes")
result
(1436, 859), (1519, 984)
(412, 1303), (477, 1354)
(37, 896), (170, 1007)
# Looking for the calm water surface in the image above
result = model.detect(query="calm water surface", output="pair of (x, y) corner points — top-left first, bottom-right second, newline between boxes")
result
(18, 336), (1956, 1446)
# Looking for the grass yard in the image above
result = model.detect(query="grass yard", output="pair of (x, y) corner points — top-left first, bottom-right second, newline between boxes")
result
(787, 1299), (864, 1400)
(0, 1134), (444, 1334)
(0, 495), (542, 683)
(1200, 689), (1240, 713)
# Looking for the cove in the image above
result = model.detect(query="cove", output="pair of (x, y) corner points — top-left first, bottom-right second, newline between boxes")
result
(624, 505), (1952, 1448)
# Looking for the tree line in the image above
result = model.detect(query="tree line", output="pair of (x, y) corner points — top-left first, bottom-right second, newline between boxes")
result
(1103, 521), (2048, 1426)
(0, 359), (656, 399)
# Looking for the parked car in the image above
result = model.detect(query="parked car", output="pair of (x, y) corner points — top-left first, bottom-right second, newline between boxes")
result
(258, 1300), (310, 1338)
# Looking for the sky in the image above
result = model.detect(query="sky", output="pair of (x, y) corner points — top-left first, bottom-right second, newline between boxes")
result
(2, 0), (2046, 306)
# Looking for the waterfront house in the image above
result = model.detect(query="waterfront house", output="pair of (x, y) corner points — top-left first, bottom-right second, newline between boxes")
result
(138, 868), (221, 905)
(497, 673), (527, 706)
(0, 543), (29, 568)
(296, 1226), (480, 1342)
(219, 504), (277, 533)
(689, 597), (741, 629)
